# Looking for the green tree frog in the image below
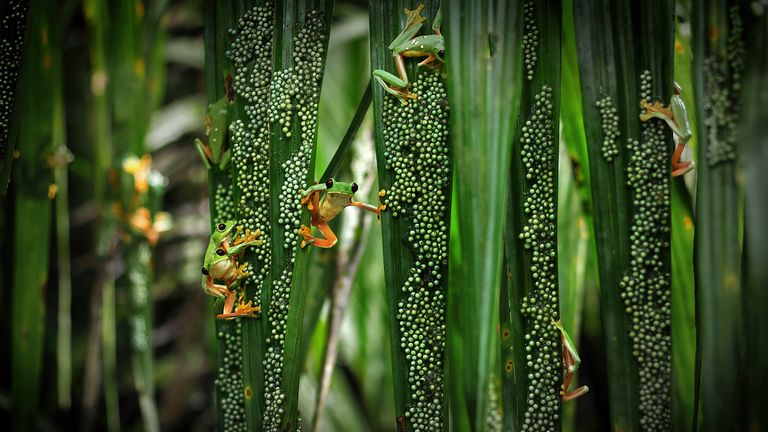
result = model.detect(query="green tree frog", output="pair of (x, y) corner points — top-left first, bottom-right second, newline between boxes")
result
(195, 96), (232, 171)
(201, 220), (262, 319)
(640, 82), (694, 177)
(298, 178), (386, 249)
(553, 319), (590, 401)
(372, 4), (444, 103)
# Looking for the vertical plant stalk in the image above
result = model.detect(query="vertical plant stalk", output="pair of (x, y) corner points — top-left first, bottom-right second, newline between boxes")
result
(670, 22), (697, 432)
(10, 1), (56, 429)
(81, 0), (113, 430)
(228, 2), (334, 430)
(201, 1), (248, 431)
(740, 6), (768, 429)
(692, 2), (745, 430)
(504, 1), (563, 430)
(369, 2), (452, 430)
(442, 1), (521, 430)
(573, 0), (675, 429)
(52, 72), (73, 409)
(0, 0), (29, 194)
(311, 171), (376, 432)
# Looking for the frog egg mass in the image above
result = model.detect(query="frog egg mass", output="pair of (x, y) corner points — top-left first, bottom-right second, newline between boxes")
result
(703, 5), (744, 167)
(619, 70), (672, 431)
(596, 96), (621, 161)
(383, 71), (450, 431)
(517, 85), (561, 432)
(230, 4), (327, 430)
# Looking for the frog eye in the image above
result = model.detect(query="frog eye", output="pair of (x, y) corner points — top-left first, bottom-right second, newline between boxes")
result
(325, 178), (334, 188)
(216, 249), (225, 256)
(217, 223), (226, 231)
(201, 267), (209, 275)
(438, 49), (445, 58)
(351, 183), (358, 193)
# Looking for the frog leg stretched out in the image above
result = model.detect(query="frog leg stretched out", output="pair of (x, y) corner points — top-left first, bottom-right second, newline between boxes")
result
(372, 5), (445, 103)
(640, 82), (695, 177)
(298, 179), (386, 249)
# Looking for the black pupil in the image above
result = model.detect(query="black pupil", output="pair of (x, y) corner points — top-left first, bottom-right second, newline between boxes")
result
(439, 50), (445, 57)
(326, 178), (334, 188)
(216, 249), (225, 256)
(351, 183), (358, 193)
(218, 223), (226, 231)
(201, 267), (209, 275)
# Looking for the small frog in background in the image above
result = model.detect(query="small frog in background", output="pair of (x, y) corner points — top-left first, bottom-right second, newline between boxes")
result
(298, 178), (386, 249)
(195, 97), (232, 171)
(640, 82), (695, 177)
(201, 221), (262, 319)
(372, 4), (444, 103)
(553, 319), (589, 401)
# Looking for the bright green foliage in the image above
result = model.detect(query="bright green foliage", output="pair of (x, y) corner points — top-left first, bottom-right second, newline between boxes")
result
(442, 0), (522, 430)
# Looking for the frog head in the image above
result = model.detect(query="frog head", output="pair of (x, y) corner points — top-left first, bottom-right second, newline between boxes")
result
(324, 178), (358, 207)
(212, 220), (237, 244)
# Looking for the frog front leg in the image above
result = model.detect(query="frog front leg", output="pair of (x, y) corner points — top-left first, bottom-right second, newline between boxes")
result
(373, 57), (416, 103)
(348, 189), (387, 223)
(372, 5), (427, 103)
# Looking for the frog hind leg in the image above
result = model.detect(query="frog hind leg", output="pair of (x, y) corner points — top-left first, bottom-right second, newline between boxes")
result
(671, 142), (695, 177)
(217, 292), (261, 319)
(204, 277), (228, 299)
(560, 340), (589, 401)
(299, 218), (338, 249)
(299, 189), (324, 248)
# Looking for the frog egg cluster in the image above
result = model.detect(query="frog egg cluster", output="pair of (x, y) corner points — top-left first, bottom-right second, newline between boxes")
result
(522, 1), (538, 81)
(517, 86), (561, 432)
(596, 96), (620, 161)
(222, 5), (275, 430)
(228, 3), (275, 304)
(273, 11), (325, 252)
(620, 71), (671, 431)
(0, 0), (28, 159)
(262, 12), (326, 432)
(382, 71), (450, 431)
(215, 322), (247, 432)
(486, 380), (502, 432)
(214, 183), (236, 221)
(703, 6), (744, 166)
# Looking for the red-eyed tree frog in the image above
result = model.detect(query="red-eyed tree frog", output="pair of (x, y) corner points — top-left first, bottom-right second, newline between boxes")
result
(298, 178), (386, 249)
(201, 220), (262, 319)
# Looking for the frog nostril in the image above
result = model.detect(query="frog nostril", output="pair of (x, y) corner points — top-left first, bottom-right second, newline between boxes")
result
(216, 249), (225, 256)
